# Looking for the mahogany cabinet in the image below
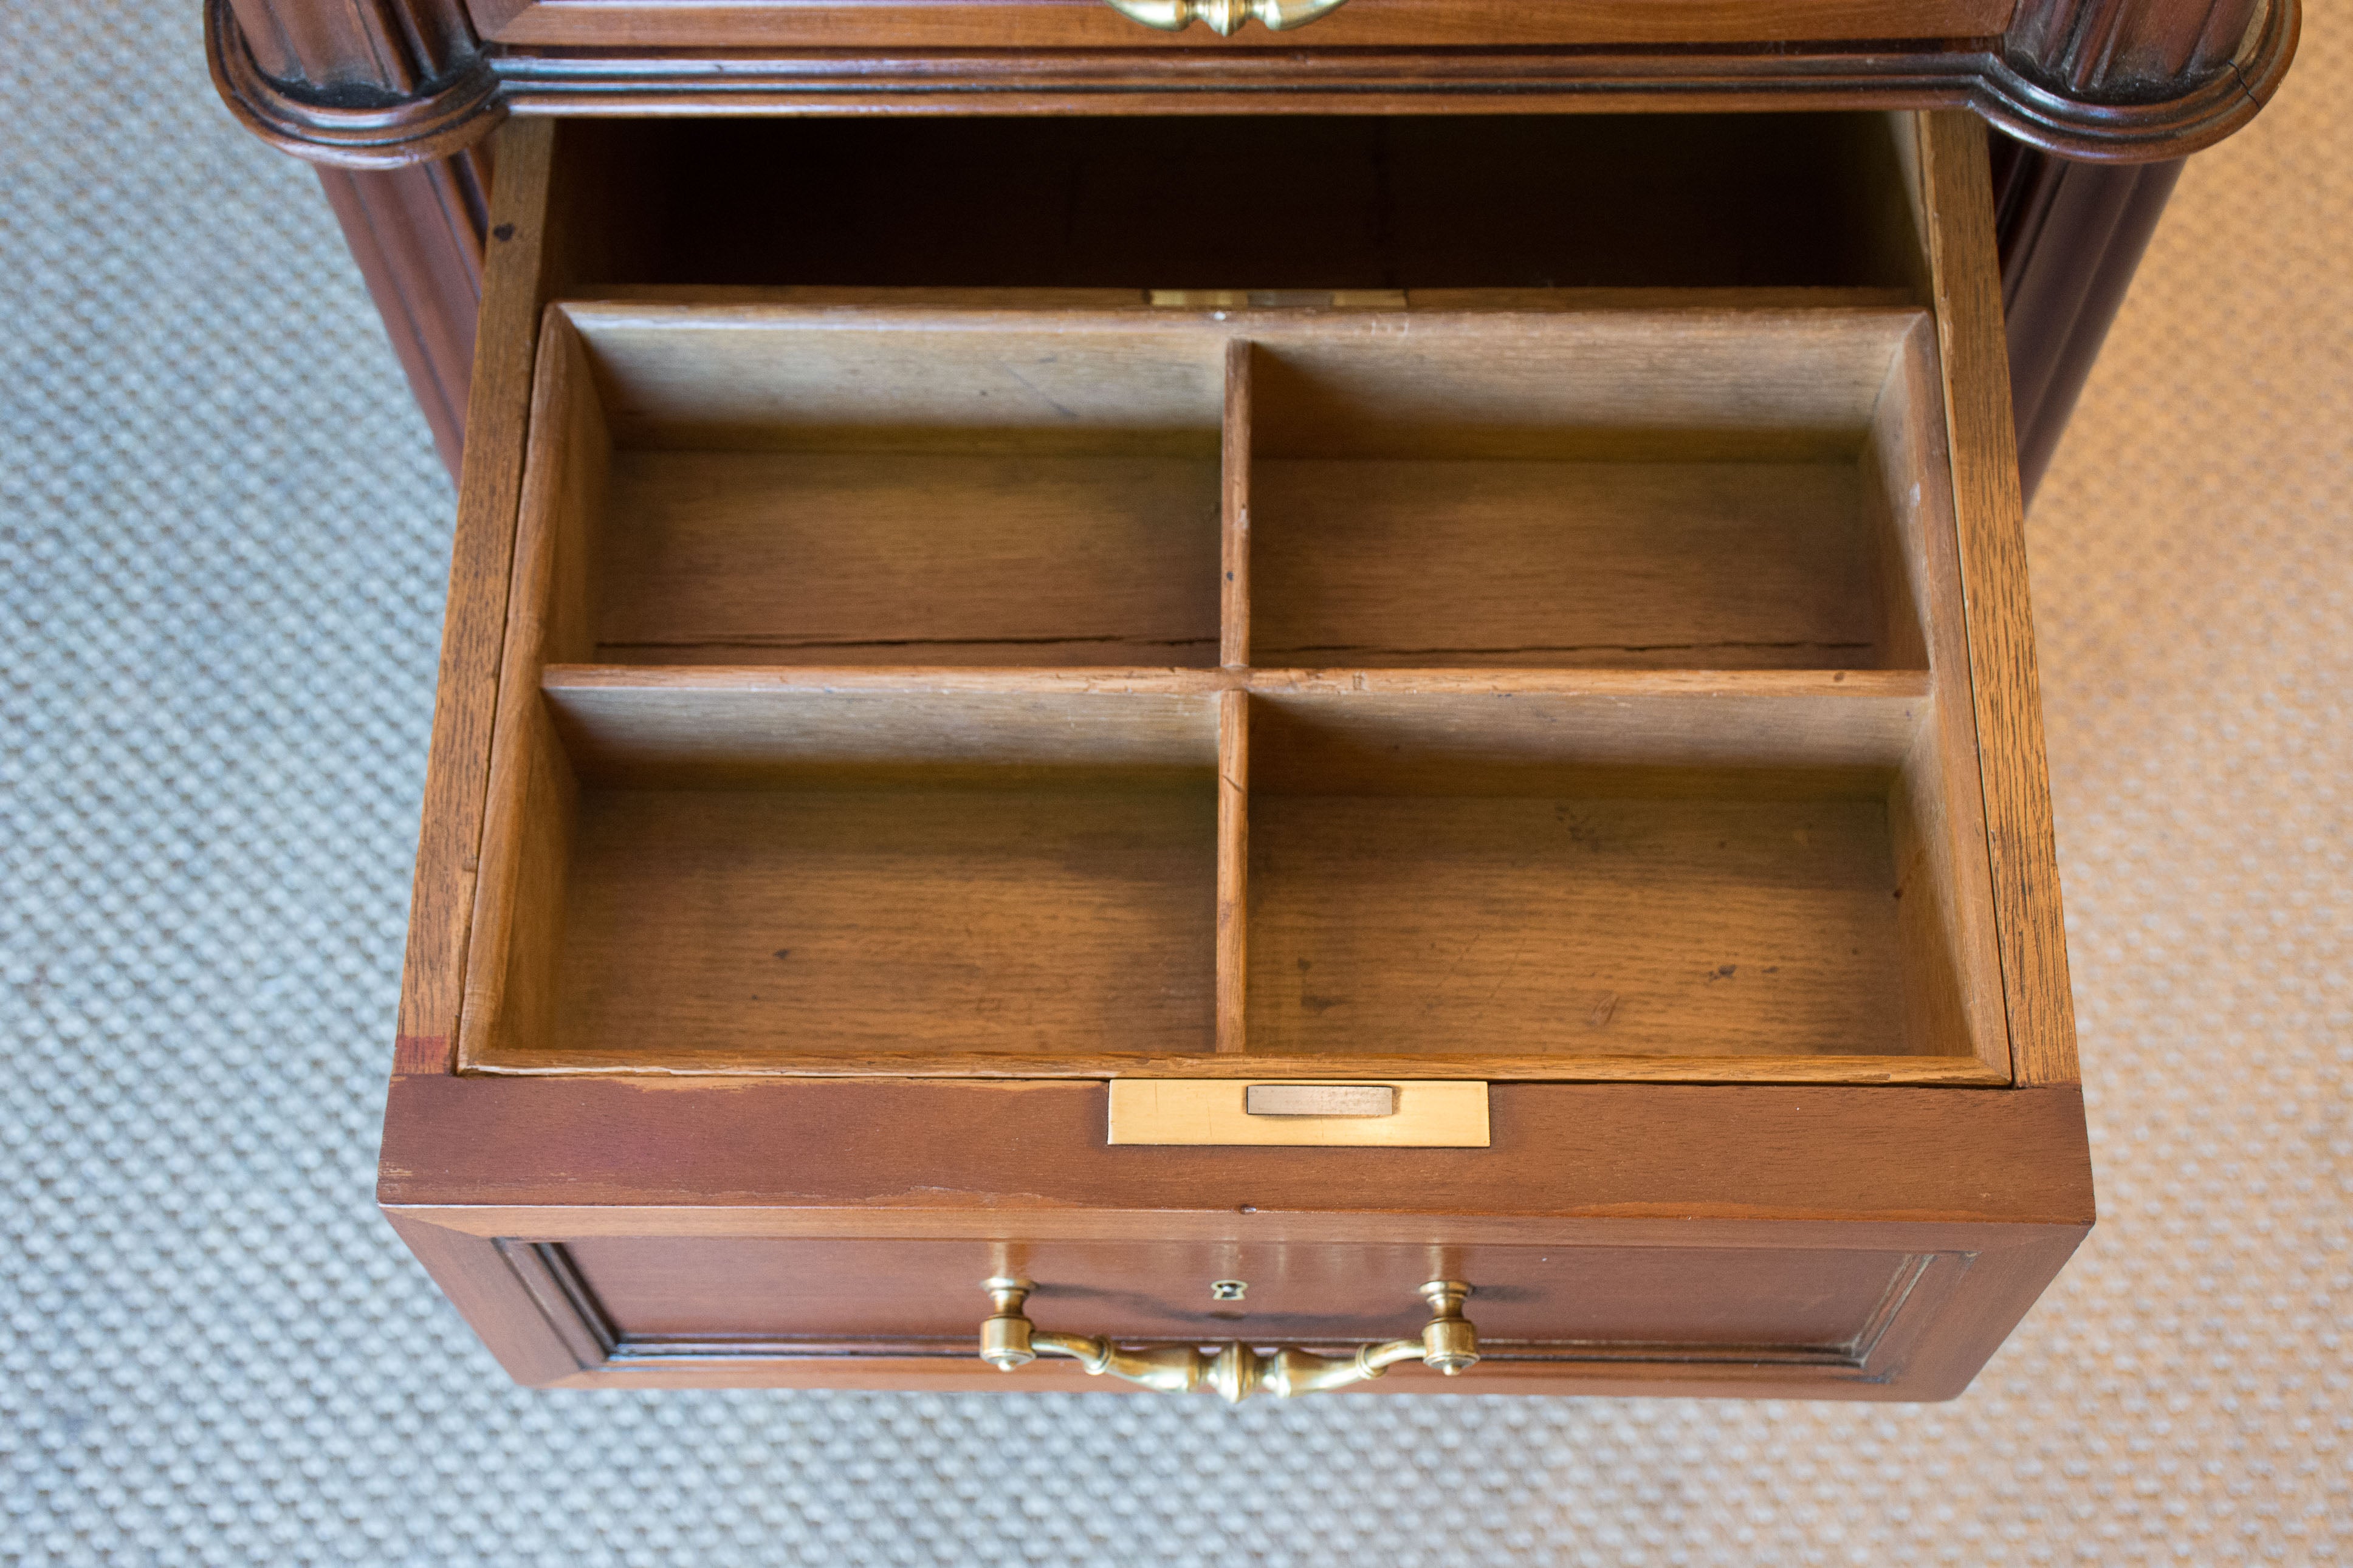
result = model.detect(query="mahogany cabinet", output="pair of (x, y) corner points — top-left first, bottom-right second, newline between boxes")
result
(208, 1), (2297, 1400)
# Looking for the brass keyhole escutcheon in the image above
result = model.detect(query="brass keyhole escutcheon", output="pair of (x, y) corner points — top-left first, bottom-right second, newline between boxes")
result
(1209, 1279), (1248, 1301)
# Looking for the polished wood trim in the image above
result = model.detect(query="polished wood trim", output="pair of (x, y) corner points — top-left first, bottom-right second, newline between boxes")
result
(225, 0), (478, 87)
(462, 1050), (2011, 1083)
(2009, 0), (2267, 95)
(314, 149), (492, 476)
(381, 1077), (2094, 1224)
(532, 665), (1936, 700)
(484, 30), (2293, 163)
(209, 0), (504, 169)
(215, 0), (2296, 166)
(495, 1238), (619, 1363)
(1920, 113), (2079, 1088)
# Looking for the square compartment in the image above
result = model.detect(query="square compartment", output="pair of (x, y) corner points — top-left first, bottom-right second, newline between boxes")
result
(1240, 693), (1999, 1065)
(544, 312), (1227, 667)
(1243, 318), (1935, 671)
(461, 683), (1222, 1068)
(551, 776), (1217, 1060)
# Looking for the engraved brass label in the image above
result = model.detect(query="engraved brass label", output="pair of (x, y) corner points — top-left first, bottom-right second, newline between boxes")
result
(1149, 288), (1407, 310)
(1245, 1083), (1396, 1118)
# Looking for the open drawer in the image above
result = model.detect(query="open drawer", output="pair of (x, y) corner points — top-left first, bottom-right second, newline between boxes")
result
(467, 298), (2002, 1084)
(383, 108), (2089, 1400)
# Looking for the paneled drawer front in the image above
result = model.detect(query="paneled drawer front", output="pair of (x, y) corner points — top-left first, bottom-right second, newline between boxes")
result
(471, 0), (2016, 50)
(530, 1237), (1954, 1372)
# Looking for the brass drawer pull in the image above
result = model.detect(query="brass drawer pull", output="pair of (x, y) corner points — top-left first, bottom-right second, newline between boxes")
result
(1104, 0), (1348, 35)
(979, 1278), (1478, 1402)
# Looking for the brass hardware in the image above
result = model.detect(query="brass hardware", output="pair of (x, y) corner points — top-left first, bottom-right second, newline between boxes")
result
(1246, 1083), (1395, 1117)
(1107, 1079), (1489, 1146)
(1209, 1279), (1248, 1301)
(1104, 0), (1348, 35)
(979, 1278), (1479, 1402)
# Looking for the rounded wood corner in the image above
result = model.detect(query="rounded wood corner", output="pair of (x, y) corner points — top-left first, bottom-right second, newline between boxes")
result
(205, 0), (507, 169)
(1978, 0), (2300, 163)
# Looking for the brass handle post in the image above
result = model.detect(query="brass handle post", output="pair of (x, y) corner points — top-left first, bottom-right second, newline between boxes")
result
(979, 1277), (1478, 1402)
(1103, 0), (1348, 35)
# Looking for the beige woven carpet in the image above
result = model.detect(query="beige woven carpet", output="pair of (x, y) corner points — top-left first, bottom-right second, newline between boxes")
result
(2, 2), (2346, 1563)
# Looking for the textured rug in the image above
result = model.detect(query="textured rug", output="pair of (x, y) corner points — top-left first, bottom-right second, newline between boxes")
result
(1, 4), (2344, 1564)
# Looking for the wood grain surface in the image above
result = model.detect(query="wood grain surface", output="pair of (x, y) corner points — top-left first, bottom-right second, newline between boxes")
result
(394, 118), (559, 1076)
(1251, 459), (1883, 668)
(1920, 112), (2081, 1087)
(543, 681), (1221, 779)
(1220, 337), (1252, 668)
(535, 780), (1218, 1061)
(1215, 690), (1249, 1053)
(1246, 791), (1915, 1060)
(381, 1076), (2094, 1224)
(596, 450), (1221, 666)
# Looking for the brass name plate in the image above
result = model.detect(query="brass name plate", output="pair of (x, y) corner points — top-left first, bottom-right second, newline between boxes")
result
(1245, 1083), (1395, 1118)
(1149, 289), (1408, 310)
(1107, 1080), (1489, 1147)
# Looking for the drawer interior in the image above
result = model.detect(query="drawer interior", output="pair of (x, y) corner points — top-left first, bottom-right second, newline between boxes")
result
(456, 111), (2010, 1084)
(560, 114), (1922, 293)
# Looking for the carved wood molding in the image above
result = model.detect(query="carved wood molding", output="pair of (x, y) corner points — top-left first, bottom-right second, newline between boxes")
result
(207, 0), (504, 169)
(211, 0), (2295, 168)
(1991, 0), (2298, 157)
(484, 22), (2297, 163)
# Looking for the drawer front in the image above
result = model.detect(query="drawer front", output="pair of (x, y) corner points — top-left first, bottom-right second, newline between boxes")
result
(503, 1235), (1975, 1391)
(471, 0), (2015, 51)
